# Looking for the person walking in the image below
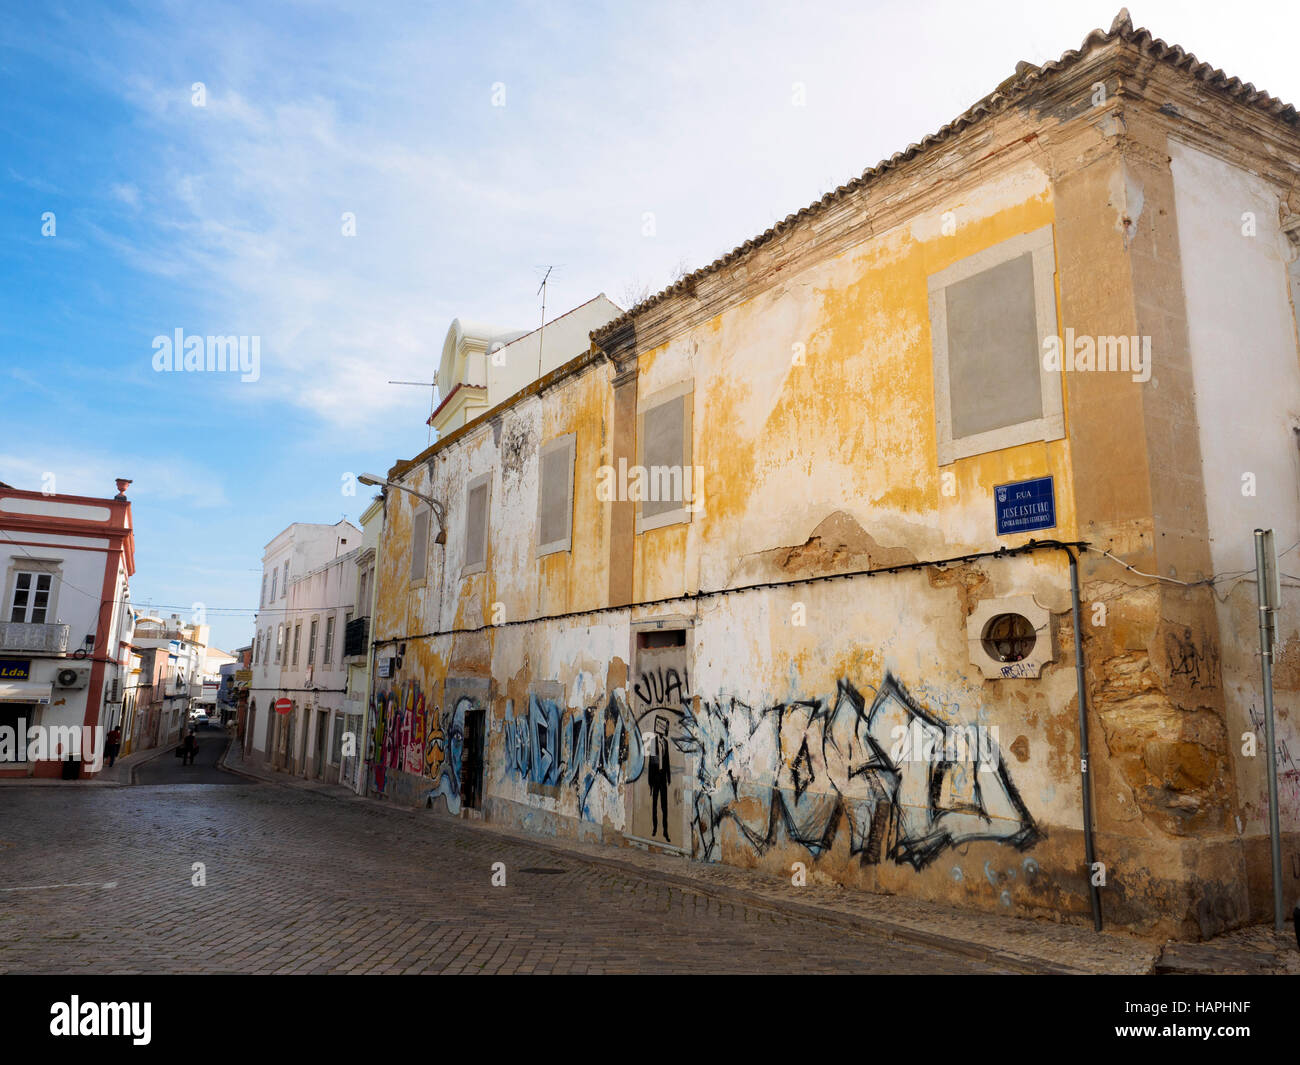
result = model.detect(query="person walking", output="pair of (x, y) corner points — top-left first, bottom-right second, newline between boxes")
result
(105, 726), (122, 768)
(182, 729), (199, 766)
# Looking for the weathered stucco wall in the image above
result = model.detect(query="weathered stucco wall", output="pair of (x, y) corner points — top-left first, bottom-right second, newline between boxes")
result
(363, 45), (1300, 938)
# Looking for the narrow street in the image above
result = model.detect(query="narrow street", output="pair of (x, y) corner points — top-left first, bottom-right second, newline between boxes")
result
(0, 741), (1002, 975)
(133, 722), (245, 786)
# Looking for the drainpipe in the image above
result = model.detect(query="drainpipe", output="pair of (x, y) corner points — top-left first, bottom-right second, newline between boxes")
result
(1063, 544), (1103, 932)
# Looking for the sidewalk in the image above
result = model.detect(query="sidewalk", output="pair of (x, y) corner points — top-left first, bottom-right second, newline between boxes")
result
(219, 740), (1297, 974)
(0, 740), (174, 787)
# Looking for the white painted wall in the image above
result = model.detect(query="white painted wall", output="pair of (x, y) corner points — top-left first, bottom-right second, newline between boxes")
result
(1171, 137), (1300, 831)
(0, 530), (112, 738)
(486, 295), (621, 402)
(249, 522), (359, 761)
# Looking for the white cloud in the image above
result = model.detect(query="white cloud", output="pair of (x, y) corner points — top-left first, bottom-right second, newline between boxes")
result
(71, 0), (1300, 444)
(0, 451), (229, 509)
(110, 183), (141, 208)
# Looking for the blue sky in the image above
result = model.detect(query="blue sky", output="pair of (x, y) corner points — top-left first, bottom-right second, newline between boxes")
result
(2, 0), (1296, 650)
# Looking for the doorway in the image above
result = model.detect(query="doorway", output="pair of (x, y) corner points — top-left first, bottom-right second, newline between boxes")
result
(628, 625), (691, 852)
(460, 707), (485, 810)
(314, 710), (328, 779)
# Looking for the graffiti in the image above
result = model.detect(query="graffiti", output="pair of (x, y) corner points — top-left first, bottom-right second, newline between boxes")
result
(504, 691), (644, 819)
(365, 680), (469, 813)
(677, 674), (1039, 871)
(1247, 704), (1300, 806)
(422, 697), (466, 815)
(633, 666), (688, 715)
(1166, 628), (1217, 689)
(382, 667), (1038, 874)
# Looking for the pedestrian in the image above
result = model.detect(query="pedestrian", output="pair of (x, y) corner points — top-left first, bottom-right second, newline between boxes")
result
(105, 726), (122, 768)
(182, 729), (199, 766)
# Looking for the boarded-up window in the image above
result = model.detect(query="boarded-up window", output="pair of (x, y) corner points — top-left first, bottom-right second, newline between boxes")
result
(928, 224), (1063, 465)
(463, 472), (491, 576)
(637, 381), (694, 533)
(537, 433), (576, 556)
(411, 508), (429, 583)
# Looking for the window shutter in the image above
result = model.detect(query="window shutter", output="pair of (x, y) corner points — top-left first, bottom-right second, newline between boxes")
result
(537, 434), (575, 555)
(641, 393), (687, 520)
(465, 480), (489, 570)
(411, 509), (429, 582)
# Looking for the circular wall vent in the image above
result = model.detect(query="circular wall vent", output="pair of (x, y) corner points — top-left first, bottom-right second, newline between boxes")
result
(981, 613), (1037, 663)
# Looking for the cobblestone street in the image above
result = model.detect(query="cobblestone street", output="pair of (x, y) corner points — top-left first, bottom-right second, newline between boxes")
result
(0, 752), (1005, 974)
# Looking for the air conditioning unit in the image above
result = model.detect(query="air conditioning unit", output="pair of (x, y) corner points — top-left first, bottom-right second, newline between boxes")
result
(55, 667), (91, 690)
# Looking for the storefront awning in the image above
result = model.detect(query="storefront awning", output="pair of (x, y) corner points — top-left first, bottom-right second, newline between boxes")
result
(0, 682), (52, 704)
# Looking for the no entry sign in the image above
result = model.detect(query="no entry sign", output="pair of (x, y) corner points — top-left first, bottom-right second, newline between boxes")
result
(274, 698), (293, 714)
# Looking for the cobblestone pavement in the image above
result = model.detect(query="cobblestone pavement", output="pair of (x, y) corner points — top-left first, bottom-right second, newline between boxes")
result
(134, 723), (245, 786)
(0, 764), (1006, 974)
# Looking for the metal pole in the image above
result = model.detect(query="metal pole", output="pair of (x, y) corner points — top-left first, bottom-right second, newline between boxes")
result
(1066, 547), (1103, 931)
(1254, 529), (1285, 932)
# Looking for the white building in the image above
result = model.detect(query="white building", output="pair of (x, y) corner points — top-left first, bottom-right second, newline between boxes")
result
(429, 295), (621, 437)
(0, 479), (136, 779)
(246, 519), (360, 779)
(342, 495), (384, 793)
(132, 614), (209, 745)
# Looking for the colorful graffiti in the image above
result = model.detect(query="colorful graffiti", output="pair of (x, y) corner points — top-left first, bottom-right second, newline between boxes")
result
(423, 697), (467, 814)
(677, 674), (1039, 870)
(366, 680), (469, 815)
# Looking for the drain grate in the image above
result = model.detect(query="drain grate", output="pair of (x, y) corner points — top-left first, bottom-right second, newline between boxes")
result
(520, 867), (565, 875)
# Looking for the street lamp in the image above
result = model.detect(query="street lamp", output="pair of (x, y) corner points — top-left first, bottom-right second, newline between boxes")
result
(357, 473), (447, 544)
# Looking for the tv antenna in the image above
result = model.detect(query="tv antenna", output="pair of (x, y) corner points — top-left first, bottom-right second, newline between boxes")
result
(389, 379), (440, 445)
(535, 265), (561, 380)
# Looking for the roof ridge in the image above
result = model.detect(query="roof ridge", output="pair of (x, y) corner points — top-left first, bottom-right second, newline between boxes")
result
(592, 8), (1297, 344)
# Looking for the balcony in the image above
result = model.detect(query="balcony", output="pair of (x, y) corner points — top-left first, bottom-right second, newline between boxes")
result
(343, 616), (369, 658)
(0, 621), (70, 654)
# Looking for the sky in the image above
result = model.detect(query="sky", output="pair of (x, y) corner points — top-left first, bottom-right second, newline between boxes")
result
(2, 0), (1297, 650)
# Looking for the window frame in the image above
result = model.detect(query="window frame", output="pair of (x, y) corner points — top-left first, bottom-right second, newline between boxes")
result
(462, 471), (493, 577)
(636, 380), (695, 534)
(927, 223), (1063, 467)
(292, 623), (301, 667)
(5, 559), (61, 625)
(537, 432), (577, 557)
(307, 617), (318, 666)
(323, 614), (335, 665)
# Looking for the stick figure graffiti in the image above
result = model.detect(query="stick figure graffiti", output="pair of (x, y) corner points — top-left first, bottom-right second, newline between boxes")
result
(647, 715), (672, 843)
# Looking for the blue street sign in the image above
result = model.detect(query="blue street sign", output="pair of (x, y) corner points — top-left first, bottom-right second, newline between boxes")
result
(995, 476), (1056, 536)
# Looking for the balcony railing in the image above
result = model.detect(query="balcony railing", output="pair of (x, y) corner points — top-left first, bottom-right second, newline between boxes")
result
(0, 621), (70, 654)
(343, 616), (369, 658)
